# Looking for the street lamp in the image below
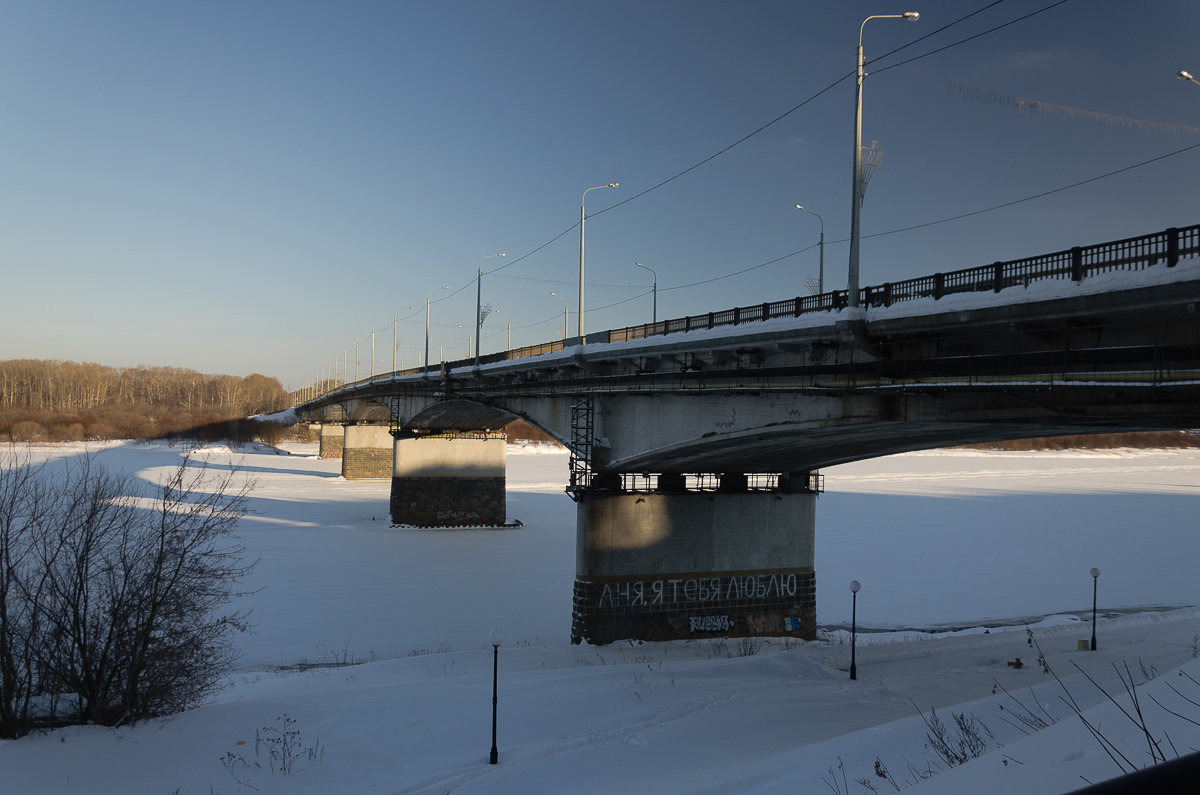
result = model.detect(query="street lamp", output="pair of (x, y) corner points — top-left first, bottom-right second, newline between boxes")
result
(424, 285), (449, 379)
(550, 291), (569, 340)
(391, 307), (413, 376)
(635, 262), (657, 324)
(579, 182), (619, 341)
(848, 11), (919, 307)
(492, 309), (511, 350)
(794, 204), (825, 295)
(849, 580), (861, 680)
(1179, 70), (1200, 86)
(1090, 568), (1100, 651)
(369, 319), (391, 378)
(475, 252), (506, 367)
(488, 628), (503, 764)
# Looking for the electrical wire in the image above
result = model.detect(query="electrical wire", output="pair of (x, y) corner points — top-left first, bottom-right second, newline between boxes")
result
(872, 0), (1076, 76)
(662, 140), (1200, 291)
(476, 0), (1069, 286)
(862, 141), (1200, 239)
(345, 0), (1111, 355)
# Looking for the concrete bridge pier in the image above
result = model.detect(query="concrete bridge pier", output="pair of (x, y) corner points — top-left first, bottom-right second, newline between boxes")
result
(389, 431), (507, 526)
(570, 474), (817, 645)
(318, 423), (344, 459)
(341, 424), (393, 480)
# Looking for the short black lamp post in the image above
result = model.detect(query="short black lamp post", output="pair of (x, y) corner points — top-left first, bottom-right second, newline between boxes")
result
(1090, 568), (1100, 651)
(488, 629), (503, 764)
(849, 580), (861, 680)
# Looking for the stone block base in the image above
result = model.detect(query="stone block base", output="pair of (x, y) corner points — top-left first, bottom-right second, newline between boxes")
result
(342, 446), (392, 479)
(318, 428), (344, 459)
(571, 568), (815, 645)
(390, 476), (506, 526)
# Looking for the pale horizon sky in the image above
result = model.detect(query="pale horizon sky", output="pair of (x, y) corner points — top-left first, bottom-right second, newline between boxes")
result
(1, 0), (1197, 390)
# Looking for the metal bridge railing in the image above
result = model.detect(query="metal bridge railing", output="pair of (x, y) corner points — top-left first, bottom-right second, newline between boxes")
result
(313, 224), (1199, 399)
(602, 224), (1199, 345)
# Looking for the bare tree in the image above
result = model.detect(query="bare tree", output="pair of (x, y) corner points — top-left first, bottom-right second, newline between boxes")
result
(0, 447), (54, 737)
(0, 450), (256, 736)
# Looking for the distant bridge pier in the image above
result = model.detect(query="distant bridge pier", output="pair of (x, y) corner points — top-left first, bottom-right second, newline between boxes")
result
(342, 424), (393, 479)
(570, 472), (818, 645)
(318, 423), (344, 459)
(389, 430), (507, 526)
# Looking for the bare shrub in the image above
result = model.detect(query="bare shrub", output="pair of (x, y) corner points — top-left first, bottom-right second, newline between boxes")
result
(50, 422), (85, 442)
(9, 421), (45, 443)
(912, 702), (991, 768)
(732, 636), (763, 657)
(253, 420), (291, 446)
(504, 419), (560, 445)
(0, 450), (255, 736)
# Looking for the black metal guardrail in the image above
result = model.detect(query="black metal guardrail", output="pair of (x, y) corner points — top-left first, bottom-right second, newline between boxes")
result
(323, 224), (1199, 395)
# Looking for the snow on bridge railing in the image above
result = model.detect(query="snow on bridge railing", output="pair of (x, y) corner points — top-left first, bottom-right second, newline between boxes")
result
(602, 223), (1199, 343)
(313, 224), (1199, 399)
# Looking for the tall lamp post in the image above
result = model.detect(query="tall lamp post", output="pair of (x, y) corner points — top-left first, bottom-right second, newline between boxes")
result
(579, 182), (619, 341)
(635, 262), (657, 324)
(488, 629), (503, 764)
(1090, 568), (1100, 651)
(1179, 70), (1200, 86)
(550, 292), (569, 340)
(424, 285), (449, 379)
(848, 11), (919, 307)
(849, 580), (861, 680)
(391, 307), (412, 377)
(475, 252), (506, 367)
(794, 204), (825, 294)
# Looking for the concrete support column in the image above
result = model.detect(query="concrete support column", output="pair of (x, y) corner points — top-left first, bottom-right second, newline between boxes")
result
(571, 489), (816, 645)
(318, 423), (345, 459)
(342, 424), (394, 480)
(389, 431), (507, 526)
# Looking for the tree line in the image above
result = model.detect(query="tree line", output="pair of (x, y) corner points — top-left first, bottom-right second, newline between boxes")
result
(0, 359), (291, 442)
(965, 431), (1200, 450)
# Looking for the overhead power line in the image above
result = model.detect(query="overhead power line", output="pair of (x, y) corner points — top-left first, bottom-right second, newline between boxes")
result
(872, 0), (1076, 76)
(483, 0), (1071, 282)
(662, 140), (1200, 292)
(863, 141), (1200, 238)
(396, 1), (1089, 339)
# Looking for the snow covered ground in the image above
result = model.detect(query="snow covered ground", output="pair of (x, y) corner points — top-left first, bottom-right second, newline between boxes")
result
(0, 441), (1197, 793)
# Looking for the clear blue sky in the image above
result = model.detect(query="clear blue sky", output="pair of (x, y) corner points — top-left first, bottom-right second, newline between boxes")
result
(1, 0), (1196, 390)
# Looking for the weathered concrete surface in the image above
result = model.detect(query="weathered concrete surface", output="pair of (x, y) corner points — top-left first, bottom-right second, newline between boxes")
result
(342, 424), (393, 480)
(299, 277), (1200, 473)
(389, 432), (507, 526)
(571, 490), (816, 645)
(318, 423), (344, 459)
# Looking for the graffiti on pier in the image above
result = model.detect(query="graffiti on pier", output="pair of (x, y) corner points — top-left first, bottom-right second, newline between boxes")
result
(689, 614), (732, 633)
(597, 572), (799, 608)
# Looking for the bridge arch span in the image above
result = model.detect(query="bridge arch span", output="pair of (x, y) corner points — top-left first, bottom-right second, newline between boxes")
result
(594, 386), (1200, 474)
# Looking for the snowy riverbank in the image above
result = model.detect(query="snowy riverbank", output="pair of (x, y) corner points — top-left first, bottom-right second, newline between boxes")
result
(0, 441), (1195, 793)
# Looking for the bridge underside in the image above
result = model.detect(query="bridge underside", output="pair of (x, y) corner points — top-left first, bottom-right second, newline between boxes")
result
(590, 386), (1200, 474)
(296, 272), (1200, 645)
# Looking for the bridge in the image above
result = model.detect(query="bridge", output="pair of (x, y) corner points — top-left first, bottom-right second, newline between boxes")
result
(295, 224), (1200, 645)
